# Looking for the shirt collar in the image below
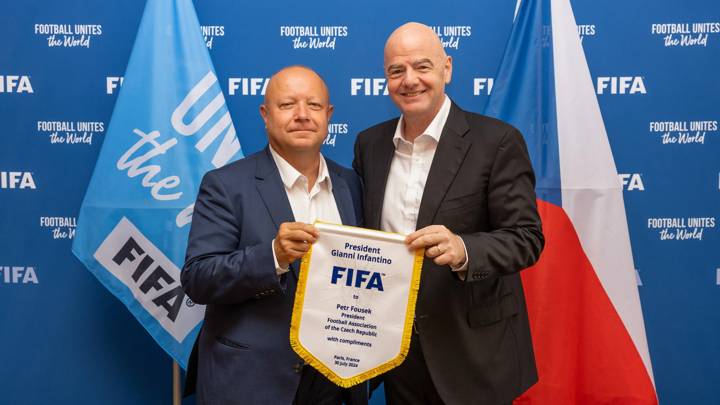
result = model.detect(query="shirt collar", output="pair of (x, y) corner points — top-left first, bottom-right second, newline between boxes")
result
(269, 146), (332, 191)
(393, 95), (451, 148)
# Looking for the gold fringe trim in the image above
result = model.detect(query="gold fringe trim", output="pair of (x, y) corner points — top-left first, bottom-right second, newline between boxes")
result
(289, 223), (425, 388)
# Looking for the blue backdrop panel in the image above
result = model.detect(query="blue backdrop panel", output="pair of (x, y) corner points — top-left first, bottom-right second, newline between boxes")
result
(1, 0), (718, 404)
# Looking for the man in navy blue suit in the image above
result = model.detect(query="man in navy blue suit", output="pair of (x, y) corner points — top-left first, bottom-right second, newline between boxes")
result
(182, 66), (366, 405)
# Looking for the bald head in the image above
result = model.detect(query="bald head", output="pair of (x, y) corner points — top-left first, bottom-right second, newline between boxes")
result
(384, 22), (447, 66)
(264, 65), (329, 106)
(382, 22), (452, 137)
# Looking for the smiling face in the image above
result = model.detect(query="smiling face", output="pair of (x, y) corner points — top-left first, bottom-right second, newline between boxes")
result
(260, 66), (333, 158)
(384, 23), (452, 125)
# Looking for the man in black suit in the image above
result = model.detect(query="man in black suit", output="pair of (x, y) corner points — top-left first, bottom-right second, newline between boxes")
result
(353, 23), (544, 405)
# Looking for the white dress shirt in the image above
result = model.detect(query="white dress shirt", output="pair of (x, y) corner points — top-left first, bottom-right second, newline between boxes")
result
(269, 146), (341, 275)
(381, 96), (468, 272)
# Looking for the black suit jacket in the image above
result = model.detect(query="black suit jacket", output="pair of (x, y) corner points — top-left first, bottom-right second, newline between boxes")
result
(182, 148), (366, 405)
(353, 102), (544, 405)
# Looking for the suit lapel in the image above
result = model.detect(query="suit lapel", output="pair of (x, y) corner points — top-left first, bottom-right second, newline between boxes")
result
(254, 148), (299, 277)
(255, 147), (295, 228)
(328, 169), (357, 226)
(366, 122), (397, 229)
(416, 103), (471, 228)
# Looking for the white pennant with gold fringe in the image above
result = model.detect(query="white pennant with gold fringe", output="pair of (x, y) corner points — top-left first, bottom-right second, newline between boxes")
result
(290, 222), (424, 387)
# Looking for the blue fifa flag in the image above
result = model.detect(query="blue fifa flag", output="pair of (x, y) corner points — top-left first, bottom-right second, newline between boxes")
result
(72, 0), (243, 368)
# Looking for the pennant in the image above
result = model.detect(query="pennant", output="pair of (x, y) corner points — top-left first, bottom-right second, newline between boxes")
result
(290, 222), (424, 387)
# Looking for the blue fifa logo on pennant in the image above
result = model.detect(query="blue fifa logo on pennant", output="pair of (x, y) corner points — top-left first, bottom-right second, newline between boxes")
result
(331, 266), (385, 291)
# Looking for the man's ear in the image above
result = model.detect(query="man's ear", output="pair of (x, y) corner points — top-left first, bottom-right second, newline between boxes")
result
(444, 55), (453, 84)
(259, 104), (268, 126)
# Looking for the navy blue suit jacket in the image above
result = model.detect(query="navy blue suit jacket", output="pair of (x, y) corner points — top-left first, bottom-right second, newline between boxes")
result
(182, 147), (364, 405)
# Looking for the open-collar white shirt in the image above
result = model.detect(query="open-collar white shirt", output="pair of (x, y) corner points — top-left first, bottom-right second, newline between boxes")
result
(269, 146), (341, 274)
(381, 95), (468, 272)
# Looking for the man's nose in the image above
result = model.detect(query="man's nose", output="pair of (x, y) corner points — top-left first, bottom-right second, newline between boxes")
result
(294, 102), (310, 120)
(403, 69), (420, 87)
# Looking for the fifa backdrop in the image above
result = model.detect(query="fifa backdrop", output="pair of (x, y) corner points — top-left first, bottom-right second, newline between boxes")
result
(1, 0), (718, 403)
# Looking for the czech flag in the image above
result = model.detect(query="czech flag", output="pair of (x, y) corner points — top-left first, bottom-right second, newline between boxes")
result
(485, 0), (658, 402)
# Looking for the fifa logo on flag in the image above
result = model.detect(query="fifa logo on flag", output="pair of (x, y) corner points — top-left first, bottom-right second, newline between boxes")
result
(596, 76), (646, 95)
(0, 75), (33, 93)
(94, 217), (203, 341)
(108, 236), (185, 321)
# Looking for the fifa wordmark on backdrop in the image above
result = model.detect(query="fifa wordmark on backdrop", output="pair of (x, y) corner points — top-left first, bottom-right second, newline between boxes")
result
(34, 23), (102, 48)
(649, 120), (717, 145)
(279, 25), (348, 50)
(647, 217), (716, 241)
